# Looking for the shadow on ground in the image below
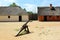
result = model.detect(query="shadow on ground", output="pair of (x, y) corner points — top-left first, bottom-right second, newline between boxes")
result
(15, 32), (32, 37)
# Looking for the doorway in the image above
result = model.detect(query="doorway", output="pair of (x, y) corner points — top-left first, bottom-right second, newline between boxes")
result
(44, 16), (47, 21)
(19, 16), (22, 21)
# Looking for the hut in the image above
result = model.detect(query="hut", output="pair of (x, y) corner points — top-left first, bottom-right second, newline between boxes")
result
(0, 6), (29, 22)
(38, 4), (60, 21)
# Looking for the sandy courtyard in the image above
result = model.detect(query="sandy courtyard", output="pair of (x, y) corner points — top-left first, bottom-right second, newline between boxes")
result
(0, 21), (60, 40)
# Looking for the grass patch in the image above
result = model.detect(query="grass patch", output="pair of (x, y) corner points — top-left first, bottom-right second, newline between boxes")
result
(15, 28), (28, 35)
(19, 30), (27, 35)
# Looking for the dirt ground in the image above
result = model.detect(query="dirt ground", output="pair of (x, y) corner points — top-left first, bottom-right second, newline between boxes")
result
(0, 21), (60, 40)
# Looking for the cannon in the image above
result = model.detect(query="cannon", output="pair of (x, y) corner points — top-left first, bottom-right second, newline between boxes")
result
(15, 20), (30, 37)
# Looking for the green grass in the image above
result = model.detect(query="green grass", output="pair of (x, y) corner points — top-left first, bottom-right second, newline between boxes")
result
(15, 29), (27, 35)
(19, 30), (27, 35)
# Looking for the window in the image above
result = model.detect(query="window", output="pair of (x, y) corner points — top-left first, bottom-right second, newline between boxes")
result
(8, 16), (10, 18)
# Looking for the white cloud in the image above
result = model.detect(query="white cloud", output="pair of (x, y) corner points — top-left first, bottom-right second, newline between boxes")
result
(23, 3), (37, 13)
(0, 0), (17, 6)
(39, 0), (60, 6)
(0, 2), (5, 6)
(4, 0), (16, 3)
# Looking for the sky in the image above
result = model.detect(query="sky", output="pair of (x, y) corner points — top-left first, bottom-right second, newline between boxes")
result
(0, 0), (60, 13)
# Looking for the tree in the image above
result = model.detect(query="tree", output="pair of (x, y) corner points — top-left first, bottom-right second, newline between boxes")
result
(27, 12), (33, 14)
(9, 3), (18, 7)
(23, 8), (26, 11)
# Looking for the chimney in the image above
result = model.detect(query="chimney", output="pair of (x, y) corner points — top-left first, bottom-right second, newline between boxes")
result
(50, 4), (56, 11)
(50, 4), (52, 9)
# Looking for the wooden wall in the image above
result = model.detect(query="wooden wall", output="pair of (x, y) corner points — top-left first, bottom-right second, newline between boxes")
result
(38, 16), (44, 21)
(38, 16), (60, 21)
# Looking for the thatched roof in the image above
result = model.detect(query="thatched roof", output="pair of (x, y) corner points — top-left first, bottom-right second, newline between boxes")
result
(0, 6), (28, 16)
(38, 7), (60, 16)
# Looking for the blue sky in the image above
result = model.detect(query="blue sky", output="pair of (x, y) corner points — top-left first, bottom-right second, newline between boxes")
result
(0, 0), (60, 13)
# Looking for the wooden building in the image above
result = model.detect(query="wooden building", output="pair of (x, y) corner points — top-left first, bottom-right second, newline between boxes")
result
(38, 4), (60, 21)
